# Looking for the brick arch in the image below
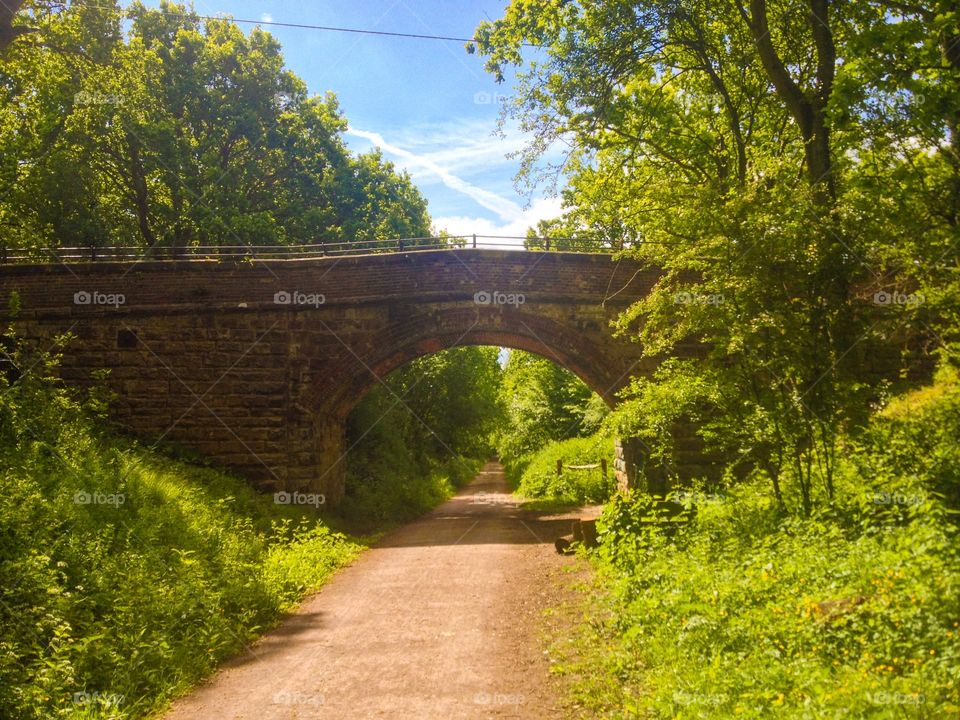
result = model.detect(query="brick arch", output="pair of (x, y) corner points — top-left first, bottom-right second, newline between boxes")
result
(305, 307), (639, 422)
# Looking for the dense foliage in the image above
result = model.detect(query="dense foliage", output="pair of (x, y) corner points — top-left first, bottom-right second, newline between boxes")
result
(1, 0), (957, 716)
(342, 346), (505, 525)
(474, 0), (958, 515)
(496, 349), (608, 468)
(552, 367), (960, 718)
(0, 1), (433, 251)
(0, 334), (362, 719)
(513, 432), (615, 505)
(486, 348), (614, 506)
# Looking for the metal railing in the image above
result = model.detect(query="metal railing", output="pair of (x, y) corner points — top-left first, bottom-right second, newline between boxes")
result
(0, 234), (620, 264)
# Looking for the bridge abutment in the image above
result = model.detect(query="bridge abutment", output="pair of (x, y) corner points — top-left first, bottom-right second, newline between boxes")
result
(615, 422), (724, 497)
(314, 418), (347, 508)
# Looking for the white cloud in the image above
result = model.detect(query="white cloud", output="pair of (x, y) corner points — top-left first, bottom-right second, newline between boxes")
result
(347, 125), (525, 221)
(357, 117), (567, 180)
(261, 13), (273, 23)
(345, 119), (569, 243)
(378, 120), (528, 174)
(432, 196), (564, 248)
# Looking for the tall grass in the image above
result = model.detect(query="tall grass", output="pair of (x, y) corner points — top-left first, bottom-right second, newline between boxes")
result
(0, 339), (362, 719)
(506, 432), (616, 504)
(549, 365), (960, 718)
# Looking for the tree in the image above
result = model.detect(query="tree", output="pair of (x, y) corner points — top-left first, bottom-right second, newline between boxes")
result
(472, 0), (955, 513)
(497, 350), (606, 462)
(0, 0), (36, 53)
(344, 346), (505, 520)
(0, 1), (433, 252)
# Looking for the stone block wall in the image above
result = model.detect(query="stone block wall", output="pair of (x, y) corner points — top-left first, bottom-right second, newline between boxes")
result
(0, 250), (659, 505)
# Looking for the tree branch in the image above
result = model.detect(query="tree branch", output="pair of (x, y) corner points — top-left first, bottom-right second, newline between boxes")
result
(0, 0), (37, 54)
(747, 0), (813, 138)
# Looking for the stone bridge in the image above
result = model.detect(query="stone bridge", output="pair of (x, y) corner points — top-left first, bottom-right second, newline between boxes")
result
(0, 249), (687, 505)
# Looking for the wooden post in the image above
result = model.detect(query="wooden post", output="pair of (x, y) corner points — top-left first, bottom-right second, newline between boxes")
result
(472, 233), (477, 248)
(556, 459), (563, 476)
(601, 458), (607, 480)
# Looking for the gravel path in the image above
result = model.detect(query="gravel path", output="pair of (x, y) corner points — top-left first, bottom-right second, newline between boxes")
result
(162, 461), (586, 719)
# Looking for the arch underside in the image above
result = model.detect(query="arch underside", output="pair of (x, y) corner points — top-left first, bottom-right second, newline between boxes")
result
(306, 307), (644, 421)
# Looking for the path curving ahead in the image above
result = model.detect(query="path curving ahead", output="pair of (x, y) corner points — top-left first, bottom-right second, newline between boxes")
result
(163, 461), (585, 719)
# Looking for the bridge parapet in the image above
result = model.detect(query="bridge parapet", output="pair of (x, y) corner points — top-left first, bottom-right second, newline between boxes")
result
(0, 234), (626, 264)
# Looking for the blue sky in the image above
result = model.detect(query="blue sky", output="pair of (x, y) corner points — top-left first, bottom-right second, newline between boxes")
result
(142, 0), (565, 241)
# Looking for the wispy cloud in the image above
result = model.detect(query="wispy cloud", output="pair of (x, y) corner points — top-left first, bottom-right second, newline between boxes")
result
(347, 125), (525, 221)
(432, 197), (564, 243)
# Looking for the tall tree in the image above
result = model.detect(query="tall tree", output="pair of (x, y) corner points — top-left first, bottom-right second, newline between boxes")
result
(0, 1), (433, 252)
(472, 0), (954, 512)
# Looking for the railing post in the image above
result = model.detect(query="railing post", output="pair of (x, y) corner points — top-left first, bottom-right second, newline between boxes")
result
(601, 458), (607, 480)
(556, 459), (563, 477)
(545, 236), (551, 251)
(472, 233), (477, 249)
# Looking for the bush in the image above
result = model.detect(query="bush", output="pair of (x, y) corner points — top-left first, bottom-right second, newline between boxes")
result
(0, 338), (362, 719)
(511, 432), (616, 504)
(553, 368), (960, 718)
(856, 363), (960, 512)
(495, 350), (608, 466)
(340, 454), (481, 525)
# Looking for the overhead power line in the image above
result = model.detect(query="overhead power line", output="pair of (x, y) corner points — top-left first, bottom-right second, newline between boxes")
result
(60, 1), (540, 48)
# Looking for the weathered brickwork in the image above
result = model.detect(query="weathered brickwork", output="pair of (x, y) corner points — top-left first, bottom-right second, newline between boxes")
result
(1, 249), (917, 505)
(1, 250), (687, 504)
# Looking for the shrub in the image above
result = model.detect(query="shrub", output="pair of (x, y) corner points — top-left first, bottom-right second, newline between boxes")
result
(553, 367), (960, 718)
(512, 432), (616, 504)
(0, 336), (362, 719)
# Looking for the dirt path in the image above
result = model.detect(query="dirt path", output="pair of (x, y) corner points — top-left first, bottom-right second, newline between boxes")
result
(162, 461), (589, 719)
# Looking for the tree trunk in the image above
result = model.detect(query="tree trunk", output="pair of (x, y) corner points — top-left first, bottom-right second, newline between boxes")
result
(127, 134), (157, 248)
(0, 0), (37, 54)
(743, 0), (836, 204)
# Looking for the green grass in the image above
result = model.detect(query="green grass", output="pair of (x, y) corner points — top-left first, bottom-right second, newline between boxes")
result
(0, 368), (363, 719)
(518, 497), (585, 513)
(507, 432), (617, 504)
(338, 455), (483, 532)
(547, 370), (960, 718)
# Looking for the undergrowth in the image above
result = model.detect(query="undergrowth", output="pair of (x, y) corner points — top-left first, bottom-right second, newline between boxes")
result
(0, 337), (362, 719)
(548, 366), (960, 718)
